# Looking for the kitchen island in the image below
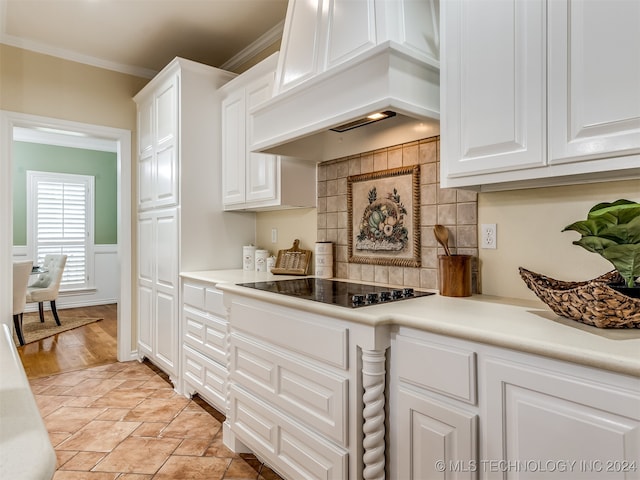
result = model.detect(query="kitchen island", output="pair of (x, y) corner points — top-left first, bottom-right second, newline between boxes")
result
(181, 270), (640, 480)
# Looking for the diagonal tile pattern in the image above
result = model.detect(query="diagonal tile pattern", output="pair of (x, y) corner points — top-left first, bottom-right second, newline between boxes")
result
(30, 360), (284, 480)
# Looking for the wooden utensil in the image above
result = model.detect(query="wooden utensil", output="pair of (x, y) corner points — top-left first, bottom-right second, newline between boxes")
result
(434, 224), (452, 256)
(271, 239), (312, 275)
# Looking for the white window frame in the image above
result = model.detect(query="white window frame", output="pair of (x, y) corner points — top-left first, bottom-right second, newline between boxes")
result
(26, 171), (95, 291)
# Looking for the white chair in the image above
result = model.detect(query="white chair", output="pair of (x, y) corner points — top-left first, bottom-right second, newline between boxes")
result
(26, 254), (67, 327)
(13, 260), (33, 346)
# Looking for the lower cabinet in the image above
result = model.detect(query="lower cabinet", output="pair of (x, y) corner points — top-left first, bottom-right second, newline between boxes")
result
(390, 327), (640, 480)
(483, 355), (640, 480)
(390, 331), (479, 480)
(180, 280), (228, 413)
(225, 295), (362, 480)
(137, 208), (179, 381)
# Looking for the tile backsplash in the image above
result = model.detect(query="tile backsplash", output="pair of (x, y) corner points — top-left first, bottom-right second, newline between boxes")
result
(316, 136), (479, 290)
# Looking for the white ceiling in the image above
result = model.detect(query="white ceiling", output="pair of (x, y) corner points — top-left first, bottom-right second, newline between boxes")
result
(0, 0), (288, 78)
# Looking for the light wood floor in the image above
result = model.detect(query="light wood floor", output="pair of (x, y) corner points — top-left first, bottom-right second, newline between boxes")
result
(18, 303), (118, 379)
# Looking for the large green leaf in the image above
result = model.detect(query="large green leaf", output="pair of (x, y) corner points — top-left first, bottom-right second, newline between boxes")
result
(588, 199), (638, 216)
(563, 216), (617, 236)
(602, 244), (640, 287)
(573, 236), (618, 254)
(599, 215), (640, 244)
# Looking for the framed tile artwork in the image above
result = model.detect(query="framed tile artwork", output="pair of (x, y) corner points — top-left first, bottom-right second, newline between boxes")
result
(347, 165), (421, 267)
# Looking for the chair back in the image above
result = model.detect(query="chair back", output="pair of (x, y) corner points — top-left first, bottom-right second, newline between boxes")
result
(31, 254), (67, 291)
(13, 260), (33, 316)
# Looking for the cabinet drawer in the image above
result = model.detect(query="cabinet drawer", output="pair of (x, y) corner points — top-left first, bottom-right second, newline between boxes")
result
(231, 299), (348, 369)
(231, 333), (348, 445)
(183, 282), (205, 310)
(230, 384), (348, 480)
(183, 344), (226, 412)
(183, 307), (226, 365)
(205, 287), (225, 317)
(396, 335), (477, 404)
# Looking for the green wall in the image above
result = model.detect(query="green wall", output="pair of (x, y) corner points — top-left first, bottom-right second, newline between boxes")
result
(13, 141), (118, 245)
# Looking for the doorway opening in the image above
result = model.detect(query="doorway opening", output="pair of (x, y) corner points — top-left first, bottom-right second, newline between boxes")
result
(1, 111), (133, 361)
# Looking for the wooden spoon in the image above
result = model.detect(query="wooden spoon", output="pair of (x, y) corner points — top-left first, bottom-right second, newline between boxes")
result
(434, 224), (452, 256)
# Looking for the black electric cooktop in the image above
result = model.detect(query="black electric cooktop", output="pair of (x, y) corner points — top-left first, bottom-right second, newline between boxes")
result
(237, 278), (434, 308)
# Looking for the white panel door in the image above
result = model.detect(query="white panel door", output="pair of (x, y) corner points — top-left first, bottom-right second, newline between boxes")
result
(137, 284), (153, 357)
(154, 77), (178, 207)
(441, 0), (546, 177)
(153, 208), (178, 375)
(548, 0), (640, 164)
(485, 358), (640, 480)
(138, 97), (153, 156)
(246, 74), (278, 203)
(155, 290), (177, 375)
(397, 387), (478, 480)
(137, 212), (154, 357)
(221, 91), (246, 206)
(154, 209), (178, 290)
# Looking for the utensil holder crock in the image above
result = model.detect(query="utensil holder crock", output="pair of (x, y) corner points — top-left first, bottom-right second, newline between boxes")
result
(438, 254), (472, 297)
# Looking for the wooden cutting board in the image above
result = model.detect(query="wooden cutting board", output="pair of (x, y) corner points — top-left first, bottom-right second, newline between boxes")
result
(271, 239), (312, 275)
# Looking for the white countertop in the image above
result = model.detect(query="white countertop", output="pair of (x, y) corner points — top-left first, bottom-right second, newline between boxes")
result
(181, 270), (640, 377)
(0, 324), (56, 480)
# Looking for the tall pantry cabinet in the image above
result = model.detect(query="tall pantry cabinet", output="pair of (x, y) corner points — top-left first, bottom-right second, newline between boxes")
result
(134, 57), (255, 383)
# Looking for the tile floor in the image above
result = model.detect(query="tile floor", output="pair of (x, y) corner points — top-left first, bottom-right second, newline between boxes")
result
(30, 360), (283, 480)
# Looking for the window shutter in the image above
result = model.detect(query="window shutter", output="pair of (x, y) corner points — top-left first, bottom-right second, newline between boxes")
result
(28, 172), (94, 290)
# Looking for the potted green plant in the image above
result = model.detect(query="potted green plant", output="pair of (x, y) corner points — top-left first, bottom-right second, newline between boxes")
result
(562, 199), (640, 298)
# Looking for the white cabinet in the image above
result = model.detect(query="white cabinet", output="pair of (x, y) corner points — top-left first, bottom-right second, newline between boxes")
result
(220, 53), (316, 211)
(134, 58), (255, 382)
(137, 208), (179, 377)
(390, 327), (640, 480)
(222, 293), (393, 480)
(484, 355), (640, 480)
(137, 75), (178, 210)
(181, 280), (228, 413)
(390, 331), (479, 480)
(441, 0), (640, 190)
(226, 297), (350, 479)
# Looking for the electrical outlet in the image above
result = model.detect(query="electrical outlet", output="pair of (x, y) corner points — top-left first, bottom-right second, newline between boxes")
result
(271, 228), (278, 244)
(481, 224), (497, 249)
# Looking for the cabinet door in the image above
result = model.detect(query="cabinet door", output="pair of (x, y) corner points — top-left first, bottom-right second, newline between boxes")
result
(137, 212), (154, 357)
(548, 0), (640, 164)
(153, 209), (178, 375)
(441, 0), (545, 178)
(484, 357), (640, 480)
(246, 75), (278, 203)
(154, 77), (179, 208)
(397, 387), (478, 480)
(137, 96), (154, 210)
(221, 91), (246, 206)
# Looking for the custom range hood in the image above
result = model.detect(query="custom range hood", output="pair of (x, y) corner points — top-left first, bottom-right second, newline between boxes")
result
(250, 0), (441, 161)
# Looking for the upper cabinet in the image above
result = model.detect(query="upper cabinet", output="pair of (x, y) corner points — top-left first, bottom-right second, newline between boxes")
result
(441, 0), (640, 190)
(137, 74), (179, 209)
(220, 53), (316, 211)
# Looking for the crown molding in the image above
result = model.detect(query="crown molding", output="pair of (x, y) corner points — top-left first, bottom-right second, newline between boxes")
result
(0, 33), (158, 79)
(220, 20), (284, 72)
(0, 18), (283, 79)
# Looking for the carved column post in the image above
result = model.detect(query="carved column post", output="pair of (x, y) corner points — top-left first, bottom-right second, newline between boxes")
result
(362, 348), (387, 480)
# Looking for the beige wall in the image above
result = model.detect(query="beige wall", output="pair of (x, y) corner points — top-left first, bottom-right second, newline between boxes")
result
(1, 45), (148, 128)
(255, 208), (317, 263)
(1, 44), (148, 349)
(478, 179), (640, 301)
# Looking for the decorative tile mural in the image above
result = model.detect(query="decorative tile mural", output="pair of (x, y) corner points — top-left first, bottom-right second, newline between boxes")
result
(316, 136), (479, 291)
